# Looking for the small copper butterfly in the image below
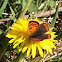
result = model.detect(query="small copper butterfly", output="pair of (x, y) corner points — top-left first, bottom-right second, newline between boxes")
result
(29, 21), (51, 41)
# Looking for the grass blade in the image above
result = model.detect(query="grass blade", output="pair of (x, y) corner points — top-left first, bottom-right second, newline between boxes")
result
(36, 0), (39, 13)
(0, 0), (9, 17)
(50, 3), (60, 28)
(42, 0), (50, 12)
(10, 6), (16, 23)
(19, 0), (33, 19)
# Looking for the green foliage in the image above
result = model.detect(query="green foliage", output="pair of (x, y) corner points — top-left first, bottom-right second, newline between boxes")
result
(0, 31), (9, 59)
(28, 1), (35, 13)
(42, 0), (51, 12)
(0, 0), (8, 17)
(22, 0), (27, 9)
(50, 2), (59, 28)
(50, 0), (56, 9)
(10, 6), (16, 22)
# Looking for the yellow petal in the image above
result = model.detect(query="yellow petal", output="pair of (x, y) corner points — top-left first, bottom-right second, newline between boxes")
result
(22, 44), (28, 53)
(44, 44), (52, 54)
(27, 45), (31, 57)
(19, 48), (22, 52)
(19, 40), (27, 52)
(13, 36), (24, 45)
(13, 39), (25, 48)
(37, 45), (43, 57)
(9, 38), (15, 43)
(13, 43), (19, 48)
(10, 27), (18, 30)
(32, 43), (36, 58)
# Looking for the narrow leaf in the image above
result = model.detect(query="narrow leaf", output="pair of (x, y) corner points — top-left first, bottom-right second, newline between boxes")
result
(10, 6), (16, 22)
(42, 0), (50, 12)
(0, 35), (9, 59)
(0, 0), (8, 17)
(36, 0), (39, 13)
(50, 3), (60, 28)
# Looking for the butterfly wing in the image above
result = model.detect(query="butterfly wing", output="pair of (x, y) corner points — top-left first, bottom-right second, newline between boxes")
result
(29, 21), (39, 35)
(29, 23), (51, 41)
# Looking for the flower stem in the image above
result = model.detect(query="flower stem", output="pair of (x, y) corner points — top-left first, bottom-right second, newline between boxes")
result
(19, 0), (33, 19)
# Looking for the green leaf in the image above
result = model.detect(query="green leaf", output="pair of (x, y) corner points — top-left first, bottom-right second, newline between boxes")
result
(22, 0), (27, 9)
(10, 7), (15, 18)
(10, 6), (16, 22)
(50, 0), (56, 9)
(13, 0), (21, 4)
(42, 0), (50, 12)
(0, 31), (4, 40)
(0, 34), (9, 59)
(36, 0), (39, 13)
(50, 3), (59, 28)
(28, 1), (35, 13)
(14, 45), (19, 54)
(19, 0), (33, 19)
(0, 0), (9, 17)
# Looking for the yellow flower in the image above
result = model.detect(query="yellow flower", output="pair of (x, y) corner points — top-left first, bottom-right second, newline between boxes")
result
(6, 18), (57, 58)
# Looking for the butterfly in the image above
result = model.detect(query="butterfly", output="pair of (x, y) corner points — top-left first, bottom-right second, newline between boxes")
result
(28, 21), (51, 41)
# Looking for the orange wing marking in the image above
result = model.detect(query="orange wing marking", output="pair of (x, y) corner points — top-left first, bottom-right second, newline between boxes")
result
(29, 21), (39, 34)
(43, 23), (51, 39)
